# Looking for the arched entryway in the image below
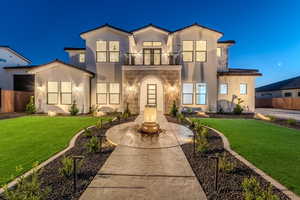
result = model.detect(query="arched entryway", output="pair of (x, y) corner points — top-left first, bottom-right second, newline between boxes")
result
(139, 76), (164, 113)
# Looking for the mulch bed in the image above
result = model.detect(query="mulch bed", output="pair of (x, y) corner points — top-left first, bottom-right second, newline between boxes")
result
(166, 116), (290, 200)
(267, 118), (300, 130)
(37, 116), (136, 200)
(184, 113), (255, 119)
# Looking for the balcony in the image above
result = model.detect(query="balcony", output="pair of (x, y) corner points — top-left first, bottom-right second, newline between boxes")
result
(124, 52), (181, 66)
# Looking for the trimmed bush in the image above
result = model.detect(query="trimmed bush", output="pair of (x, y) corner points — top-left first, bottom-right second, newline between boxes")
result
(123, 103), (131, 119)
(69, 100), (79, 116)
(25, 96), (36, 114)
(84, 127), (92, 137)
(170, 100), (178, 117)
(287, 118), (296, 126)
(233, 98), (244, 115)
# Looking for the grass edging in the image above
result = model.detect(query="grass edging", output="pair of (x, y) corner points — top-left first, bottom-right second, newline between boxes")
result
(0, 123), (98, 195)
(203, 124), (300, 200)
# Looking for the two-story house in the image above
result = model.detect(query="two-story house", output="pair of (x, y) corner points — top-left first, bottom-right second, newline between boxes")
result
(17, 23), (261, 114)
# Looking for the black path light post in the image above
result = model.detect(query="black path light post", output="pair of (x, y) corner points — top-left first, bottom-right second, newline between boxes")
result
(210, 156), (219, 193)
(72, 155), (84, 193)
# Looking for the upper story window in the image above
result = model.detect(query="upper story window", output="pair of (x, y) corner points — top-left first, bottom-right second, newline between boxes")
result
(79, 53), (85, 63)
(217, 47), (222, 57)
(143, 41), (162, 47)
(182, 40), (207, 62)
(96, 41), (120, 63)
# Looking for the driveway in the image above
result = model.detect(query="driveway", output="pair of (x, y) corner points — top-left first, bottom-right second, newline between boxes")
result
(255, 108), (300, 121)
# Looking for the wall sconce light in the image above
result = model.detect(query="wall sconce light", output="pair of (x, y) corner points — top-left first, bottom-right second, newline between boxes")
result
(37, 82), (43, 91)
(127, 85), (136, 92)
(74, 86), (81, 92)
(169, 85), (176, 92)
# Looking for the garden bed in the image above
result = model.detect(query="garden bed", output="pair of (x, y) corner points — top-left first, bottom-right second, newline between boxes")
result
(2, 116), (136, 200)
(166, 116), (290, 200)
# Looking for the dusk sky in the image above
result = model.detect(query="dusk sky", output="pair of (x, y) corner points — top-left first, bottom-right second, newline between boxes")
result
(1, 0), (300, 87)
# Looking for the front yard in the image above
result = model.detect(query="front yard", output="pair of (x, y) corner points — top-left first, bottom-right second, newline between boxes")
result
(0, 116), (106, 186)
(192, 118), (300, 196)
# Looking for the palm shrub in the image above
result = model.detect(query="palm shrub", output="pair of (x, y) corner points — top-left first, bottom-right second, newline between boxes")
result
(3, 163), (50, 200)
(242, 177), (279, 200)
(233, 97), (244, 115)
(25, 96), (36, 114)
(69, 100), (79, 116)
(86, 136), (100, 153)
(170, 100), (178, 117)
(218, 153), (236, 173)
(95, 119), (103, 129)
(59, 156), (83, 178)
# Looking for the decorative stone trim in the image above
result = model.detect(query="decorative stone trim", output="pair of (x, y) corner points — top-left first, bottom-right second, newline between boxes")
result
(0, 125), (95, 194)
(206, 126), (300, 200)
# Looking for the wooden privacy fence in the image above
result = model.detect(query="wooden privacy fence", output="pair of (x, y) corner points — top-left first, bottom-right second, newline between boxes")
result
(0, 90), (34, 112)
(256, 97), (300, 110)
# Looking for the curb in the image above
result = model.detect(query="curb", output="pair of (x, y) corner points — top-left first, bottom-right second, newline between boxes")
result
(205, 126), (300, 200)
(0, 125), (95, 194)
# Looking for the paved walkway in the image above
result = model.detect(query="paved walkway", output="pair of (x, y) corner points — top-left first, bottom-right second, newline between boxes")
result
(80, 114), (207, 200)
(256, 108), (300, 121)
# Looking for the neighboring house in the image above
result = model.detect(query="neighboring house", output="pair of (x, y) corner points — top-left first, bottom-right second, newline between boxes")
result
(256, 76), (300, 98)
(8, 23), (262, 114)
(256, 76), (300, 110)
(0, 46), (32, 112)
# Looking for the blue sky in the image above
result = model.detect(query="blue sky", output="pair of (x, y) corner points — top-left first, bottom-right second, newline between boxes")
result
(1, 0), (300, 87)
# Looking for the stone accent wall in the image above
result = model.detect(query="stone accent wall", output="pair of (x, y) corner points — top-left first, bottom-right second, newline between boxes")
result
(123, 70), (181, 114)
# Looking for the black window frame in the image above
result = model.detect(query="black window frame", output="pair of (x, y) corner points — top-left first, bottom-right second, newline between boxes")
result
(195, 83), (207, 105)
(109, 83), (120, 105)
(47, 81), (59, 105)
(60, 81), (72, 105)
(182, 83), (194, 105)
(96, 83), (108, 105)
(147, 84), (157, 106)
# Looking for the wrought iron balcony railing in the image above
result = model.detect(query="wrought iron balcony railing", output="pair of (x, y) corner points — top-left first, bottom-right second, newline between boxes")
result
(124, 52), (181, 65)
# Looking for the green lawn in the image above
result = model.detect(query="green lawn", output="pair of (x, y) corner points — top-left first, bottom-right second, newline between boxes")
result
(192, 118), (300, 195)
(0, 116), (107, 186)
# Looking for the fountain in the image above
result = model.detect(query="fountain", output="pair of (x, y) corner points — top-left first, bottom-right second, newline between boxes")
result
(140, 105), (161, 134)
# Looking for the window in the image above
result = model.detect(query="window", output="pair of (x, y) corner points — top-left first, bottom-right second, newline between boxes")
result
(109, 83), (120, 104)
(182, 41), (193, 62)
(96, 41), (120, 62)
(240, 84), (247, 95)
(61, 82), (72, 105)
(182, 83), (193, 104)
(217, 47), (222, 57)
(284, 92), (292, 97)
(196, 83), (207, 105)
(298, 92), (300, 97)
(79, 53), (85, 63)
(96, 83), (107, 104)
(195, 41), (207, 62)
(219, 84), (228, 94)
(47, 82), (59, 104)
(182, 40), (207, 62)
(109, 41), (120, 62)
(143, 41), (162, 47)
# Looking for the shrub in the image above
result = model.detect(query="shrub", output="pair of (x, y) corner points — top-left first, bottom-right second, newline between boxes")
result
(59, 156), (83, 178)
(266, 115), (276, 121)
(96, 119), (103, 129)
(3, 163), (50, 200)
(69, 100), (79, 116)
(84, 127), (92, 137)
(25, 96), (36, 114)
(123, 103), (131, 119)
(233, 98), (244, 115)
(287, 118), (296, 126)
(170, 100), (178, 117)
(242, 177), (279, 200)
(218, 107), (224, 114)
(218, 153), (236, 173)
(86, 136), (100, 153)
(199, 126), (209, 138)
(195, 131), (209, 153)
(176, 112), (185, 123)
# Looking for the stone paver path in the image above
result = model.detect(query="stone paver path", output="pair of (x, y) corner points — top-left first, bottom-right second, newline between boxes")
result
(80, 113), (207, 200)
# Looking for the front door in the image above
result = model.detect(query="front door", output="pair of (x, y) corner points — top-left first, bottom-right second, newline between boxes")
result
(143, 48), (161, 65)
(147, 84), (157, 106)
